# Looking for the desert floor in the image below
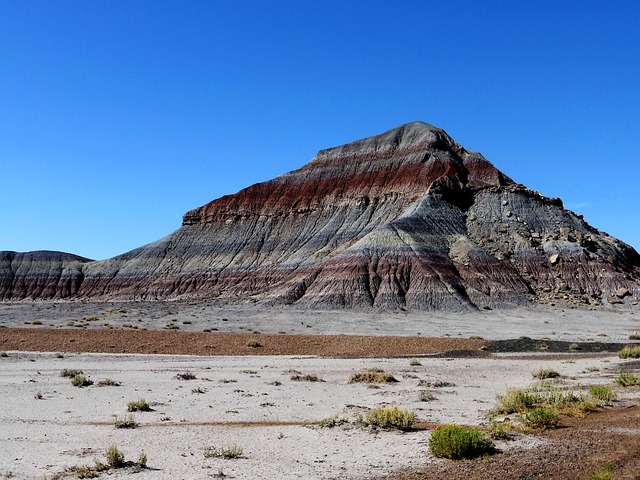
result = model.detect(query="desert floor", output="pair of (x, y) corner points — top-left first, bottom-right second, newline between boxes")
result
(0, 302), (639, 480)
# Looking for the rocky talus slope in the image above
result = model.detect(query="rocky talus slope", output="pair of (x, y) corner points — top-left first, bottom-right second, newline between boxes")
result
(2, 122), (639, 309)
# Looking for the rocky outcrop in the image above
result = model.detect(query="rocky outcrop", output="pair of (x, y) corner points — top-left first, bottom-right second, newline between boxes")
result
(2, 122), (639, 309)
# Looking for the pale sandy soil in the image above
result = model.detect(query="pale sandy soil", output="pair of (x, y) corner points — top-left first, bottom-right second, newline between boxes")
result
(0, 302), (639, 480)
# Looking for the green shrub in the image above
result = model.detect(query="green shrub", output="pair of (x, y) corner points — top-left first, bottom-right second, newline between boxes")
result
(71, 374), (93, 387)
(318, 415), (348, 428)
(429, 425), (494, 459)
(522, 407), (559, 429)
(203, 444), (243, 459)
(615, 371), (637, 387)
(348, 368), (398, 384)
(494, 387), (535, 414)
(409, 358), (422, 366)
(127, 398), (152, 412)
(590, 463), (614, 480)
(588, 385), (616, 405)
(106, 444), (125, 468)
(618, 345), (640, 359)
(60, 368), (83, 378)
(364, 406), (415, 431)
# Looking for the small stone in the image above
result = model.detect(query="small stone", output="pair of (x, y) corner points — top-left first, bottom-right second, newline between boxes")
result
(615, 287), (630, 298)
(549, 254), (559, 265)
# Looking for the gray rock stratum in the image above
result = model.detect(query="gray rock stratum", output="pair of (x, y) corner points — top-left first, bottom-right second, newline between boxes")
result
(2, 122), (639, 310)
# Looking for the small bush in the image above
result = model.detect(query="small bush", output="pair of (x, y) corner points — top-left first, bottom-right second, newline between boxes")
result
(618, 345), (640, 359)
(97, 378), (121, 387)
(203, 444), (243, 459)
(615, 371), (637, 387)
(429, 425), (494, 459)
(114, 414), (138, 429)
(106, 444), (125, 468)
(246, 340), (263, 348)
(318, 415), (348, 428)
(418, 391), (437, 402)
(409, 358), (422, 366)
(533, 368), (560, 379)
(588, 385), (616, 405)
(191, 387), (207, 394)
(290, 373), (323, 382)
(137, 451), (147, 467)
(348, 368), (398, 384)
(522, 407), (559, 429)
(34, 390), (43, 400)
(127, 398), (152, 412)
(0, 351), (9, 357)
(174, 371), (197, 380)
(486, 419), (514, 440)
(60, 368), (83, 378)
(71, 374), (93, 387)
(364, 406), (415, 430)
(494, 388), (535, 414)
(590, 463), (614, 480)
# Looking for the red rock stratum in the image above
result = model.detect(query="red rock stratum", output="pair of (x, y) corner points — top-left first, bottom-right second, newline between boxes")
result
(2, 122), (639, 309)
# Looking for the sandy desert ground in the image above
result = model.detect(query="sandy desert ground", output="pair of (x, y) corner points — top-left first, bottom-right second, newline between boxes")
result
(1, 302), (639, 479)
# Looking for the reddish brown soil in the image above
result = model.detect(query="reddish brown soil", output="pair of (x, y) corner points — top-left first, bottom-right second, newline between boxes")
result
(0, 327), (485, 357)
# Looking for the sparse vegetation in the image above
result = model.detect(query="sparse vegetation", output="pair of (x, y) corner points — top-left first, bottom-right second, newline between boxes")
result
(494, 387), (535, 414)
(60, 368), (83, 378)
(246, 340), (263, 348)
(114, 414), (138, 429)
(428, 425), (495, 459)
(191, 387), (207, 394)
(588, 385), (616, 405)
(363, 406), (415, 430)
(71, 374), (93, 387)
(290, 373), (323, 382)
(34, 390), (43, 400)
(348, 368), (398, 384)
(318, 415), (348, 428)
(0, 351), (9, 358)
(418, 391), (437, 402)
(137, 451), (147, 467)
(174, 371), (197, 380)
(533, 368), (560, 379)
(97, 378), (121, 387)
(203, 444), (243, 459)
(590, 463), (614, 480)
(521, 406), (559, 429)
(127, 398), (152, 412)
(409, 358), (422, 366)
(615, 371), (637, 387)
(106, 444), (125, 468)
(618, 345), (640, 359)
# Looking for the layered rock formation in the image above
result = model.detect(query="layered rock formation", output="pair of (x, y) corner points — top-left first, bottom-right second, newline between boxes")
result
(2, 122), (639, 310)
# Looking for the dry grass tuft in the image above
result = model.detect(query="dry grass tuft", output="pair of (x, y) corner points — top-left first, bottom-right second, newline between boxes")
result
(348, 368), (397, 384)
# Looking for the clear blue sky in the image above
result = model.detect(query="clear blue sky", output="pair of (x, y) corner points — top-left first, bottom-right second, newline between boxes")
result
(1, 1), (638, 260)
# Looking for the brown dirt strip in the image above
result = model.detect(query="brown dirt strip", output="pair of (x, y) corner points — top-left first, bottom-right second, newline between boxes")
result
(0, 327), (485, 357)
